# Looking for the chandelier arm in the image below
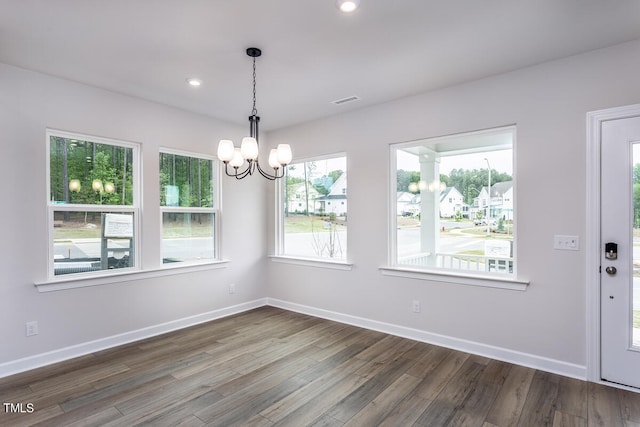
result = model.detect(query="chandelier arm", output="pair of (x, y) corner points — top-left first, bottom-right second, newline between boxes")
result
(224, 162), (252, 179)
(256, 165), (278, 180)
(236, 161), (256, 179)
(235, 167), (252, 180)
(256, 161), (286, 180)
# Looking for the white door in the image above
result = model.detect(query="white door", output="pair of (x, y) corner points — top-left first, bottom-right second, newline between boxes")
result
(601, 114), (640, 388)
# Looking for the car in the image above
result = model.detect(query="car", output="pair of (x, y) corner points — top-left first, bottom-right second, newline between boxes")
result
(474, 217), (497, 226)
(484, 218), (498, 226)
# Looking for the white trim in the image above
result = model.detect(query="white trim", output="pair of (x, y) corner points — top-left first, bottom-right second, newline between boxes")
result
(0, 298), (266, 379)
(274, 152), (348, 259)
(158, 148), (222, 263)
(379, 266), (528, 290)
(46, 129), (142, 280)
(388, 124), (518, 279)
(35, 260), (229, 292)
(586, 103), (640, 384)
(267, 298), (584, 380)
(1, 297), (586, 382)
(159, 146), (217, 162)
(388, 146), (399, 266)
(269, 255), (353, 270)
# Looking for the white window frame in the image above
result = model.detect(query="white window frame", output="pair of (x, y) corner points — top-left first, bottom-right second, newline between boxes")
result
(273, 152), (352, 270)
(46, 129), (141, 280)
(383, 126), (528, 290)
(159, 148), (221, 267)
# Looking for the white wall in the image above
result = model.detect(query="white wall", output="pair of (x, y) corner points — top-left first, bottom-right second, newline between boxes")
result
(266, 39), (640, 374)
(0, 63), (269, 369)
(3, 38), (640, 379)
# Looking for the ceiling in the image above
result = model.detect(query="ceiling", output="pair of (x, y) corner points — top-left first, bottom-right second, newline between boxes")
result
(2, 0), (640, 131)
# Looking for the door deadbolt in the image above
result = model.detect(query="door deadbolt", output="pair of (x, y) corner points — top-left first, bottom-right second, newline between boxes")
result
(605, 242), (618, 260)
(605, 266), (617, 275)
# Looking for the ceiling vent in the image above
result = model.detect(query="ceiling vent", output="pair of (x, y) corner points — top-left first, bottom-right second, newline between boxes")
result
(331, 95), (360, 105)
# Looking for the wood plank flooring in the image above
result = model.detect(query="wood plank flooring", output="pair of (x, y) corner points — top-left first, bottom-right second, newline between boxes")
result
(1, 306), (639, 426)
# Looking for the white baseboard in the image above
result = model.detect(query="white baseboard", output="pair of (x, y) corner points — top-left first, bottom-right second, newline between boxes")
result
(266, 298), (587, 380)
(1, 297), (586, 381)
(0, 299), (267, 379)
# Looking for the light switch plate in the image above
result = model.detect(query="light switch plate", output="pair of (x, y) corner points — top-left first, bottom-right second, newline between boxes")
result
(554, 235), (579, 251)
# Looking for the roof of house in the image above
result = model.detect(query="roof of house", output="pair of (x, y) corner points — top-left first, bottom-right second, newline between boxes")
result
(491, 181), (513, 197)
(315, 194), (347, 201)
(440, 186), (463, 202)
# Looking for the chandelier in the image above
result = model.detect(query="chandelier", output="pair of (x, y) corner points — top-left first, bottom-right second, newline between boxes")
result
(217, 47), (292, 180)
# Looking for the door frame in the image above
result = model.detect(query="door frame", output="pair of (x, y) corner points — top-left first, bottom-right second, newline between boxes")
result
(586, 103), (640, 389)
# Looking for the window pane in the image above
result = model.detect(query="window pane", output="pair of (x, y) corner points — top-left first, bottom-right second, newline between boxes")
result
(394, 128), (514, 274)
(49, 136), (134, 205)
(282, 156), (347, 260)
(162, 212), (215, 263)
(53, 211), (135, 275)
(160, 152), (214, 207)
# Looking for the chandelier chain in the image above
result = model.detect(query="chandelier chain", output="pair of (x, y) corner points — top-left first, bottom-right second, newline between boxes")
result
(252, 57), (257, 116)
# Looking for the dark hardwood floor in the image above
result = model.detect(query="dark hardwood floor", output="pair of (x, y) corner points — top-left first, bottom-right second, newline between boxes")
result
(1, 306), (639, 426)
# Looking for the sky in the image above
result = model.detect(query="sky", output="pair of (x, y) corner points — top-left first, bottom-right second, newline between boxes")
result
(287, 156), (347, 179)
(397, 149), (513, 175)
(286, 148), (512, 180)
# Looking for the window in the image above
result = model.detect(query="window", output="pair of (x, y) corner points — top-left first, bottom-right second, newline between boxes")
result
(278, 154), (347, 260)
(160, 149), (218, 264)
(47, 130), (139, 278)
(391, 126), (515, 276)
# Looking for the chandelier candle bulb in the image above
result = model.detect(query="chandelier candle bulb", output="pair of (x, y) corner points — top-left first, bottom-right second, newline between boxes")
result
(92, 179), (103, 192)
(276, 144), (292, 166)
(68, 179), (81, 192)
(240, 137), (259, 161)
(268, 149), (281, 169)
(230, 148), (244, 168)
(217, 140), (235, 162)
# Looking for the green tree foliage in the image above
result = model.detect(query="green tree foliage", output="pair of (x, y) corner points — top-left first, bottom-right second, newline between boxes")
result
(397, 169), (421, 192)
(49, 137), (134, 206)
(284, 161), (345, 215)
(634, 164), (640, 227)
(446, 168), (511, 204)
(159, 152), (213, 208)
(328, 169), (344, 184)
(397, 167), (511, 204)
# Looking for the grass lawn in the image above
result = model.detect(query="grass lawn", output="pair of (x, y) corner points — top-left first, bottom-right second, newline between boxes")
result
(162, 224), (213, 238)
(54, 227), (101, 240)
(54, 217), (213, 240)
(635, 310), (640, 329)
(284, 214), (346, 233)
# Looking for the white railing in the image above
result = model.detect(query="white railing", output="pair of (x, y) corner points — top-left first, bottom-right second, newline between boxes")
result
(398, 252), (514, 273)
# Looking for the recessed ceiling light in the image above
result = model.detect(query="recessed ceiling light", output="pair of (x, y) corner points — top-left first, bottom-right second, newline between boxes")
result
(336, 0), (360, 13)
(186, 78), (202, 87)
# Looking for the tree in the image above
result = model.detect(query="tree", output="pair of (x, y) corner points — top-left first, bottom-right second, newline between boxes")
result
(634, 164), (640, 227)
(397, 169), (421, 192)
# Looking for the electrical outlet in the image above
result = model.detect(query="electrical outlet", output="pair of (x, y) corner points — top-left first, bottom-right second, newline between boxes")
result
(26, 321), (38, 337)
(229, 283), (236, 294)
(412, 300), (421, 313)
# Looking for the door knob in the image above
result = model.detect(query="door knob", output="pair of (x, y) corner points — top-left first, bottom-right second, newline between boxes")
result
(605, 266), (617, 275)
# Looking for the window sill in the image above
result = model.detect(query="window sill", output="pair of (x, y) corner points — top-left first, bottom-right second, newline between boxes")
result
(270, 256), (353, 271)
(35, 260), (229, 292)
(379, 266), (529, 291)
